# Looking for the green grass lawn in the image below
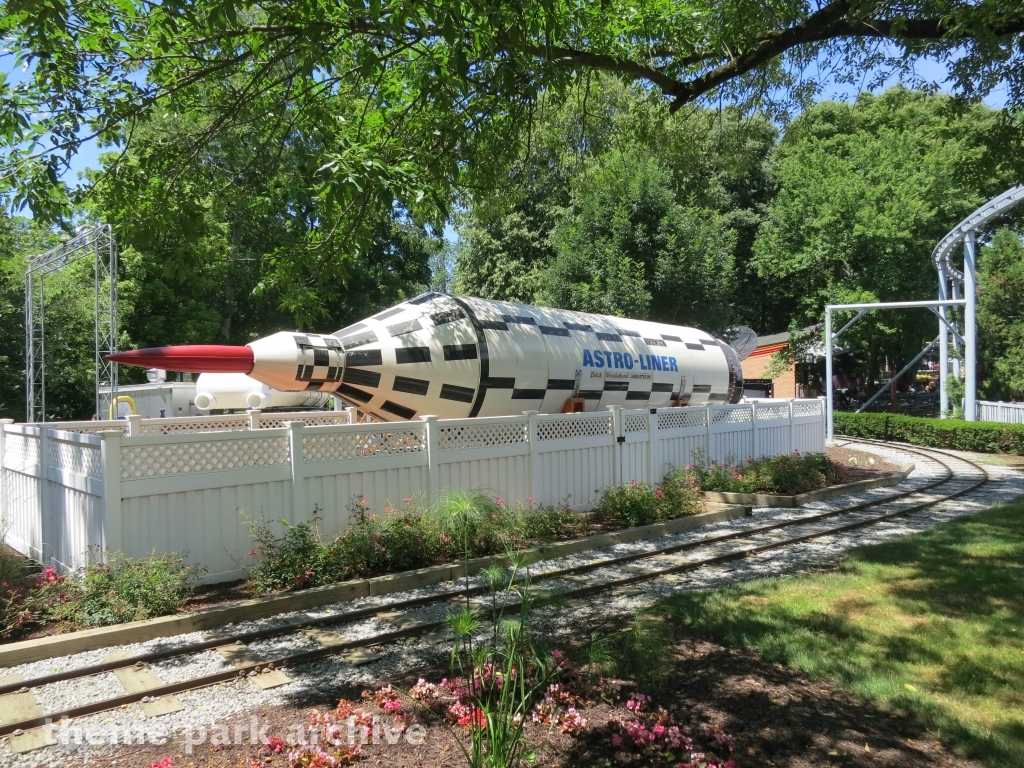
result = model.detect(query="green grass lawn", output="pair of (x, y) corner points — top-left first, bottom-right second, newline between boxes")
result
(660, 499), (1024, 767)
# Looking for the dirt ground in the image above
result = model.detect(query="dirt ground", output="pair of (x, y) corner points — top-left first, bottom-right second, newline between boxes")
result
(92, 625), (981, 768)
(824, 447), (903, 482)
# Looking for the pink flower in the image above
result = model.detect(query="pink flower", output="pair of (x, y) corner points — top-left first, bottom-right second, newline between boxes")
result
(611, 733), (622, 747)
(527, 497), (534, 503)
(385, 506), (395, 513)
(551, 649), (563, 660)
(360, 498), (367, 504)
(496, 498), (504, 504)
(249, 549), (258, 557)
(403, 497), (411, 503)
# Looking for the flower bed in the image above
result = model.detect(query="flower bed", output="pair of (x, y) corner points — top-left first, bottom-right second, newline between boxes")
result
(247, 481), (704, 596)
(681, 452), (848, 496)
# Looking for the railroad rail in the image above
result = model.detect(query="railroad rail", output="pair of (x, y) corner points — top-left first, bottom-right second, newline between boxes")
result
(0, 439), (989, 744)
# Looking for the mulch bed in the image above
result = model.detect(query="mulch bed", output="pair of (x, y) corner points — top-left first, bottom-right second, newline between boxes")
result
(824, 447), (903, 483)
(86, 625), (980, 768)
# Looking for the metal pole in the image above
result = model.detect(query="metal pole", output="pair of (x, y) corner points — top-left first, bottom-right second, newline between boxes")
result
(951, 279), (962, 379)
(857, 338), (939, 413)
(964, 231), (978, 421)
(825, 309), (833, 444)
(938, 262), (949, 418)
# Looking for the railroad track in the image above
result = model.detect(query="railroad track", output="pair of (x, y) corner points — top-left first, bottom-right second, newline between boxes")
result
(0, 439), (990, 746)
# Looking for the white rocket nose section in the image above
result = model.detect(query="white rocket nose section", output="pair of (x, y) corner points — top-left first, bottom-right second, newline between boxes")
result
(194, 392), (216, 410)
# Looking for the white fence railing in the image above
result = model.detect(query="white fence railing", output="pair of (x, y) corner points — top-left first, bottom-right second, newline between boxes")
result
(977, 400), (1024, 425)
(1, 400), (824, 582)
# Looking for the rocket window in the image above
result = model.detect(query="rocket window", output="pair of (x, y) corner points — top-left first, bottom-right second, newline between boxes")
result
(563, 322), (593, 332)
(395, 347), (431, 364)
(440, 384), (475, 403)
(393, 376), (429, 396)
(685, 343), (705, 351)
(431, 309), (465, 326)
(347, 349), (383, 367)
(341, 330), (378, 350)
(479, 320), (510, 331)
(595, 332), (622, 342)
(313, 348), (330, 366)
(407, 292), (437, 305)
(661, 335), (682, 342)
(343, 368), (381, 388)
(381, 400), (417, 419)
(443, 344), (477, 361)
(546, 379), (576, 390)
(699, 339), (719, 346)
(539, 325), (570, 337)
(691, 384), (713, 393)
(372, 307), (404, 321)
(603, 381), (629, 391)
(501, 315), (537, 325)
(337, 383), (373, 403)
(387, 319), (422, 337)
(482, 377), (515, 388)
(625, 391), (651, 400)
(651, 382), (674, 392)
(511, 389), (546, 399)
(615, 329), (642, 337)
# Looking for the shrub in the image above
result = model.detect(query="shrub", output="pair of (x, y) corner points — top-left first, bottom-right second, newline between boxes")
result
(43, 550), (200, 627)
(679, 452), (848, 495)
(592, 476), (703, 528)
(834, 411), (1024, 454)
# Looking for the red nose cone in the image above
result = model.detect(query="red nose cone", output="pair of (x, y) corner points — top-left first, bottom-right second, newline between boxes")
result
(106, 345), (255, 374)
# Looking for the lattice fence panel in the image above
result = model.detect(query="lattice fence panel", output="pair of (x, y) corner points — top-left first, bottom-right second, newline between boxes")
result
(260, 413), (353, 430)
(711, 407), (753, 425)
(4, 433), (40, 466)
(535, 415), (613, 441)
(121, 437), (290, 479)
(61, 425), (128, 435)
(657, 409), (706, 430)
(623, 414), (649, 433)
(436, 422), (528, 451)
(793, 401), (822, 417)
(755, 403), (791, 421)
(303, 429), (426, 462)
(48, 440), (103, 477)
(139, 419), (249, 436)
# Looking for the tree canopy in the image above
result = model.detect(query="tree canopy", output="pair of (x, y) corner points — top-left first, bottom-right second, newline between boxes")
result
(2, 0), (1023, 278)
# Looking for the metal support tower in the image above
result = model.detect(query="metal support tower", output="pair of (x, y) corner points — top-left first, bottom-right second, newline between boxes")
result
(25, 225), (119, 423)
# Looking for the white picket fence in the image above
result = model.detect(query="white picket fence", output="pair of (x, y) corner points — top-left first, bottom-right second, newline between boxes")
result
(1, 400), (824, 582)
(977, 400), (1024, 425)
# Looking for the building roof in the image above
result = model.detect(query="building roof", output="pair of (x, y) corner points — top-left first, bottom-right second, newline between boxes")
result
(753, 325), (820, 350)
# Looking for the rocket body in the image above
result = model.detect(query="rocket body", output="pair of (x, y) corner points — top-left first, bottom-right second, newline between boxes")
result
(109, 294), (745, 421)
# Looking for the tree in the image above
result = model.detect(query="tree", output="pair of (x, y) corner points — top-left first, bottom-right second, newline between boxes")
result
(978, 228), (1024, 401)
(2, 0), (1023, 283)
(455, 79), (775, 331)
(539, 147), (736, 331)
(752, 87), (1024, 382)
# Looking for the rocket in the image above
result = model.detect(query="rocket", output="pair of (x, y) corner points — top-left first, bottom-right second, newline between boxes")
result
(107, 294), (749, 421)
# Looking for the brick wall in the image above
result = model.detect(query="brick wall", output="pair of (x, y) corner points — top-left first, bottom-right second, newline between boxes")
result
(742, 353), (797, 399)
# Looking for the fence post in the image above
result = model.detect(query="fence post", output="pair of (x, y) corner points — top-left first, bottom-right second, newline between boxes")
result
(0, 419), (11, 536)
(523, 411), (542, 506)
(37, 424), (53, 565)
(286, 421), (308, 519)
(607, 405), (623, 487)
(99, 429), (123, 561)
(817, 396), (827, 451)
(750, 402), (757, 461)
(648, 408), (659, 483)
(420, 415), (439, 502)
(703, 405), (712, 466)
(787, 399), (795, 455)
(344, 407), (356, 425)
(248, 409), (261, 430)
(127, 413), (142, 437)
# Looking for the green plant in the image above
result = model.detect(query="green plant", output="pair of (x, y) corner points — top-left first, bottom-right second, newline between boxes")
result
(44, 549), (200, 627)
(592, 476), (703, 528)
(680, 451), (848, 495)
(834, 411), (1024, 455)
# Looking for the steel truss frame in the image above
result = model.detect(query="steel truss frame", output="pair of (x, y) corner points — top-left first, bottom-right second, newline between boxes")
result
(25, 225), (119, 422)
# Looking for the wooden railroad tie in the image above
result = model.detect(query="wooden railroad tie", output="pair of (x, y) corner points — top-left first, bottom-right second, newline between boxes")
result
(0, 673), (56, 754)
(215, 643), (291, 689)
(102, 651), (184, 717)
